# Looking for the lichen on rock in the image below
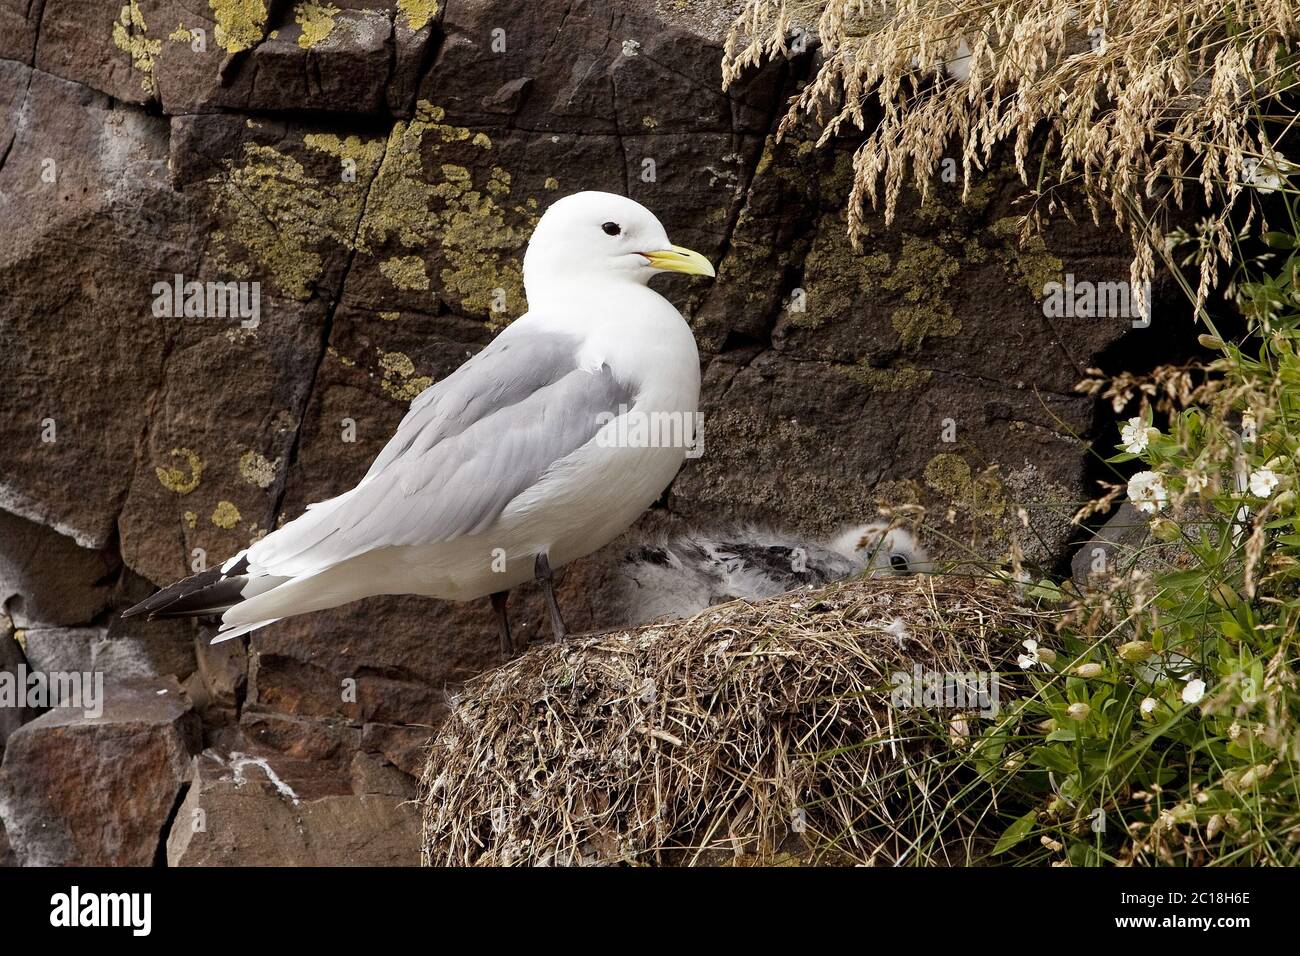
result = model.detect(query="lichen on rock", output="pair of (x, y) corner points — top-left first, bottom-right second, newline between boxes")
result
(211, 500), (242, 529)
(848, 363), (933, 392)
(357, 103), (536, 320)
(991, 217), (1063, 301)
(156, 448), (204, 495)
(210, 0), (268, 53)
(294, 1), (339, 48)
(111, 1), (162, 96)
(397, 0), (438, 32)
(378, 350), (432, 402)
(209, 139), (383, 299)
(923, 452), (1009, 544)
(238, 450), (279, 489)
(380, 255), (430, 291)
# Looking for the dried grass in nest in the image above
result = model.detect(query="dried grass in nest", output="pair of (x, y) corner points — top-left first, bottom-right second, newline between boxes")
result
(420, 575), (1055, 866)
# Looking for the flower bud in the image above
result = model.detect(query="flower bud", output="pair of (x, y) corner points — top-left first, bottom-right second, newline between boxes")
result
(1074, 662), (1103, 678)
(1236, 763), (1274, 789)
(1118, 640), (1154, 662)
(1036, 647), (1058, 666)
(1197, 334), (1224, 350)
(1149, 518), (1181, 542)
(1066, 702), (1091, 721)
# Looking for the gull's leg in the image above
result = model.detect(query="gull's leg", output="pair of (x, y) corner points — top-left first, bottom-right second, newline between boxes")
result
(534, 553), (567, 641)
(490, 590), (513, 658)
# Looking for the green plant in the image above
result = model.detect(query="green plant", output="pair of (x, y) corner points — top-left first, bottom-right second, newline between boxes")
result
(980, 190), (1300, 865)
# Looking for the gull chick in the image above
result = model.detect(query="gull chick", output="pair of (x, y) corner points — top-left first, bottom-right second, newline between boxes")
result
(126, 191), (715, 655)
(619, 521), (931, 626)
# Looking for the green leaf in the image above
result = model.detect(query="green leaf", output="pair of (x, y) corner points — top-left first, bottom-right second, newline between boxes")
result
(1032, 747), (1077, 774)
(992, 810), (1040, 855)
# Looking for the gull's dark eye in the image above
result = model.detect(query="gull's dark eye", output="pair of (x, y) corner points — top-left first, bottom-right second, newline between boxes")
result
(602, 221), (621, 236)
(889, 553), (910, 572)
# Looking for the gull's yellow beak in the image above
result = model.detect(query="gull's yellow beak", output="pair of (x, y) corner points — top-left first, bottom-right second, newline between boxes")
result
(640, 244), (716, 278)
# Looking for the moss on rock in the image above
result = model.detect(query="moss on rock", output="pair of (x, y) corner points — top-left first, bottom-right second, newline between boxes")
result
(884, 237), (961, 349)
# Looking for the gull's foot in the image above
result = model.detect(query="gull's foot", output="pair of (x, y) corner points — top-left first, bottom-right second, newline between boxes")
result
(534, 553), (567, 641)
(490, 590), (513, 660)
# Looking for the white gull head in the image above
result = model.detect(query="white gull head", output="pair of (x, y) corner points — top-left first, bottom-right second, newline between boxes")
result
(523, 191), (715, 303)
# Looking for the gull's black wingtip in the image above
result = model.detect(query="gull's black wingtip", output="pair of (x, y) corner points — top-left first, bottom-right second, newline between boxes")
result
(120, 600), (153, 620)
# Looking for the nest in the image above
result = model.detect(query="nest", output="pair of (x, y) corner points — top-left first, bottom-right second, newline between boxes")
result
(419, 575), (1053, 866)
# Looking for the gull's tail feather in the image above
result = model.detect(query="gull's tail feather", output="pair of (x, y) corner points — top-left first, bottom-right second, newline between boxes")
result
(122, 553), (288, 624)
(211, 618), (281, 643)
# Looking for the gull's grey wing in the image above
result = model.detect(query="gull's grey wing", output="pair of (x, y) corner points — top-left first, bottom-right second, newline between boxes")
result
(246, 329), (635, 576)
(358, 330), (591, 484)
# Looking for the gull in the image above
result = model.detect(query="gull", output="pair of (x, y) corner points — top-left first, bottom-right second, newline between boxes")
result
(125, 191), (716, 656)
(618, 520), (931, 626)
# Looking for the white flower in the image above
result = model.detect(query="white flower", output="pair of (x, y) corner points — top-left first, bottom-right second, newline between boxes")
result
(1127, 470), (1168, 514)
(1242, 154), (1295, 194)
(1185, 472), (1209, 494)
(1182, 678), (1207, 705)
(1018, 639), (1043, 670)
(1140, 697), (1158, 716)
(1120, 417), (1158, 454)
(1248, 468), (1280, 498)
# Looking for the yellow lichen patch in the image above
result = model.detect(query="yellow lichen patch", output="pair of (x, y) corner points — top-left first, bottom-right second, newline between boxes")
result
(380, 254), (430, 291)
(210, 141), (382, 299)
(238, 450), (279, 488)
(211, 500), (242, 529)
(397, 0), (438, 31)
(183, 510), (197, 529)
(544, 176), (559, 190)
(294, 1), (338, 48)
(210, 0), (267, 52)
(303, 132), (386, 169)
(213, 104), (531, 317)
(356, 102), (535, 320)
(642, 115), (659, 128)
(112, 1), (162, 96)
(156, 447), (204, 495)
(484, 167), (510, 198)
(379, 311), (400, 321)
(169, 24), (192, 42)
(355, 103), (445, 251)
(872, 478), (923, 509)
(378, 350), (433, 402)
